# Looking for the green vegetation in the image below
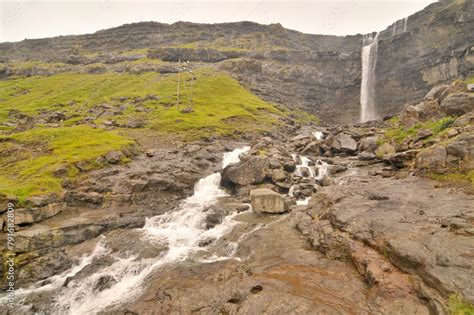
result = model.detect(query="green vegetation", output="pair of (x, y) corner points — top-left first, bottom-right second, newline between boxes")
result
(429, 171), (474, 187)
(465, 76), (474, 85)
(448, 294), (474, 315)
(384, 117), (455, 144)
(0, 68), (288, 201)
(0, 126), (134, 203)
(0, 68), (284, 138)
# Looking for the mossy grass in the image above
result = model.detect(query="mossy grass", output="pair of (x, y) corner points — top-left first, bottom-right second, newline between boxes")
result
(448, 294), (474, 315)
(0, 68), (289, 200)
(384, 117), (455, 144)
(429, 171), (474, 187)
(0, 126), (134, 203)
(0, 68), (286, 138)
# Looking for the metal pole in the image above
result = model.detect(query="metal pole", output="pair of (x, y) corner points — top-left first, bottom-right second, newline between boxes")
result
(177, 59), (180, 110)
(190, 65), (194, 108)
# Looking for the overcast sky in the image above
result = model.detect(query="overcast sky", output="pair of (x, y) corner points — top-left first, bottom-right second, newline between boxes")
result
(0, 0), (436, 43)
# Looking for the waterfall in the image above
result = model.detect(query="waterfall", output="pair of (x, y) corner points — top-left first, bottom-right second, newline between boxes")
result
(360, 33), (380, 123)
(6, 147), (250, 314)
(290, 147), (330, 206)
(392, 17), (408, 37)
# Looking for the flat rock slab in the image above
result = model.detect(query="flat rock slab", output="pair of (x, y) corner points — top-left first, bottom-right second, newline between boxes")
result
(305, 175), (474, 304)
(250, 188), (288, 213)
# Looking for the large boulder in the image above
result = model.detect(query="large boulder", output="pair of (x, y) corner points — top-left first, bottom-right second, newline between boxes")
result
(401, 100), (443, 125)
(358, 136), (379, 153)
(440, 93), (474, 116)
(332, 133), (357, 154)
(221, 156), (269, 186)
(424, 84), (451, 102)
(250, 188), (288, 214)
(415, 145), (447, 174)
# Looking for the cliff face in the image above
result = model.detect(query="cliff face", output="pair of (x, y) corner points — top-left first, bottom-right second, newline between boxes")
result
(0, 0), (472, 123)
(374, 0), (474, 118)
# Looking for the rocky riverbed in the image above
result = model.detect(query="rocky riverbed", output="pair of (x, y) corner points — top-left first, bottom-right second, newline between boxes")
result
(1, 81), (473, 314)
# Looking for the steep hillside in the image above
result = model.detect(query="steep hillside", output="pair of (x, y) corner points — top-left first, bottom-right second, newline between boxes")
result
(0, 1), (472, 122)
(0, 0), (474, 122)
(0, 69), (304, 203)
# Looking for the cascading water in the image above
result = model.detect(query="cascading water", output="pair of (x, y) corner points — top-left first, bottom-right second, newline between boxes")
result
(290, 132), (330, 205)
(392, 17), (408, 36)
(7, 147), (250, 314)
(360, 33), (380, 123)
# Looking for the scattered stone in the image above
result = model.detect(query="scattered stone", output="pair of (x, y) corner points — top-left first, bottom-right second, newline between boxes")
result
(250, 284), (263, 294)
(283, 160), (296, 172)
(236, 204), (250, 212)
(332, 133), (357, 154)
(415, 145), (447, 173)
(146, 149), (156, 157)
(358, 151), (376, 161)
(270, 169), (286, 182)
(105, 151), (123, 164)
(415, 129), (433, 142)
(180, 107), (194, 114)
(358, 136), (379, 153)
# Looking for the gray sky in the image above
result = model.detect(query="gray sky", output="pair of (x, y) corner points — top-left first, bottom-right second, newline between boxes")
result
(0, 0), (436, 43)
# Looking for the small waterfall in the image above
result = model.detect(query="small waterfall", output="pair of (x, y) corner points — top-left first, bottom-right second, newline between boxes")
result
(360, 33), (380, 123)
(290, 145), (330, 206)
(392, 17), (408, 37)
(7, 147), (250, 314)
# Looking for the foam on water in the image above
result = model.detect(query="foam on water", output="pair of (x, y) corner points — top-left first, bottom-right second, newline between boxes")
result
(12, 146), (250, 314)
(312, 131), (324, 140)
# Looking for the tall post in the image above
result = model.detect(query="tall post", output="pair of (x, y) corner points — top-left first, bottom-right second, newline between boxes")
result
(190, 64), (194, 108)
(176, 59), (181, 110)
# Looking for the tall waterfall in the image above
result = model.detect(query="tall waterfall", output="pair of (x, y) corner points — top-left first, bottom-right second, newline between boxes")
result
(360, 33), (380, 123)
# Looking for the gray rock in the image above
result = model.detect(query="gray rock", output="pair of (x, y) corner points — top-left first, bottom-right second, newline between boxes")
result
(440, 93), (474, 116)
(358, 136), (378, 153)
(358, 151), (376, 161)
(105, 151), (123, 164)
(221, 156), (269, 186)
(424, 85), (450, 101)
(14, 203), (66, 225)
(415, 145), (447, 174)
(332, 133), (357, 154)
(270, 169), (287, 182)
(250, 188), (288, 214)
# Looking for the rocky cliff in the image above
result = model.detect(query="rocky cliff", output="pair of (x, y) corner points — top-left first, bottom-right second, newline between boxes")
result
(0, 1), (472, 123)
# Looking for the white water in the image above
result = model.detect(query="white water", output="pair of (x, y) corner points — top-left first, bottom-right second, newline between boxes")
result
(312, 131), (324, 140)
(290, 148), (330, 205)
(11, 147), (250, 314)
(392, 17), (408, 36)
(360, 33), (380, 123)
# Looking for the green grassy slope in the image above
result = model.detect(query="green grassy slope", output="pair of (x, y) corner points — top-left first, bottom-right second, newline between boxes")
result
(0, 68), (300, 202)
